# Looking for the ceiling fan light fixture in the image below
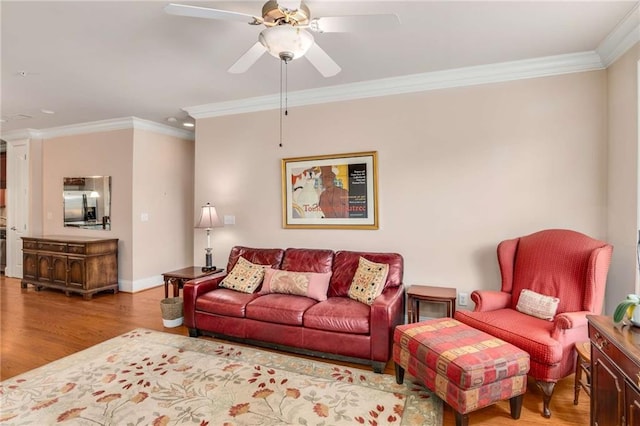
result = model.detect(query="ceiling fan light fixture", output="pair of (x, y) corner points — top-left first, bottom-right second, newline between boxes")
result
(259, 24), (313, 61)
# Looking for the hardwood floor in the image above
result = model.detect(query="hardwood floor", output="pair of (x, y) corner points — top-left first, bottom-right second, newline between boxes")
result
(0, 275), (590, 425)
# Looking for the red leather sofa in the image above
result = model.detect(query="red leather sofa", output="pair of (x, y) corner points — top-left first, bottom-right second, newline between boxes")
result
(183, 246), (405, 373)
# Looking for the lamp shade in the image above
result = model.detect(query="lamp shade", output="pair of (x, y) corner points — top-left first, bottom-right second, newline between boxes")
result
(259, 24), (314, 61)
(195, 203), (222, 229)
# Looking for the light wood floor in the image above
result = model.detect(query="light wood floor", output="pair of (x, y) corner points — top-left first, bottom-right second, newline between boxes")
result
(0, 275), (590, 425)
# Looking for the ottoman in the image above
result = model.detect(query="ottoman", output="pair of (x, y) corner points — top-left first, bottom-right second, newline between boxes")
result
(393, 318), (530, 426)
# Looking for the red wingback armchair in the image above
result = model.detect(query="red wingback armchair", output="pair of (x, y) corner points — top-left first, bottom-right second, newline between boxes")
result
(454, 229), (613, 418)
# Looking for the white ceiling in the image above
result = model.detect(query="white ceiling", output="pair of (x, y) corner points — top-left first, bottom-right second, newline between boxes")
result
(1, 1), (638, 135)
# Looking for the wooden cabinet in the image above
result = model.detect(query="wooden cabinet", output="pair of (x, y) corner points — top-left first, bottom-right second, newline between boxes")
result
(21, 236), (118, 300)
(589, 315), (640, 426)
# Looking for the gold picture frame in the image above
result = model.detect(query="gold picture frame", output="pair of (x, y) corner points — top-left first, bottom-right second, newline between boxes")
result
(281, 151), (379, 229)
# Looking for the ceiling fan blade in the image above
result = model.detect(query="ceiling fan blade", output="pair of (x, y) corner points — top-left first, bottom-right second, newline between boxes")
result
(310, 14), (400, 33)
(277, 1), (302, 11)
(305, 42), (341, 77)
(228, 42), (267, 74)
(164, 3), (262, 24)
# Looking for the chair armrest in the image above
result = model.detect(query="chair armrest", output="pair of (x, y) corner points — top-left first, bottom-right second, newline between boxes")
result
(183, 274), (227, 328)
(554, 311), (589, 330)
(471, 290), (512, 312)
(370, 285), (405, 362)
(551, 311), (591, 341)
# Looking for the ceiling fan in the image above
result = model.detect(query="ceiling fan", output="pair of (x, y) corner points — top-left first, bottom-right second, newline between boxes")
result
(164, 1), (400, 77)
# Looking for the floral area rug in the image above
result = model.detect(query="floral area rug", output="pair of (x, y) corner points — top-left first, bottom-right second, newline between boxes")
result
(0, 328), (442, 425)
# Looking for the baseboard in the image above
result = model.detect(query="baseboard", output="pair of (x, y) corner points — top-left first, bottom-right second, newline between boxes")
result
(118, 275), (163, 293)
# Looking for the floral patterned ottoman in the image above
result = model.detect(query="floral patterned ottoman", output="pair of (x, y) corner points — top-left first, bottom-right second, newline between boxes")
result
(393, 318), (530, 426)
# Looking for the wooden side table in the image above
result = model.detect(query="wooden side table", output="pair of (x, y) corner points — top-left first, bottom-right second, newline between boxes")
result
(162, 267), (223, 298)
(407, 285), (457, 323)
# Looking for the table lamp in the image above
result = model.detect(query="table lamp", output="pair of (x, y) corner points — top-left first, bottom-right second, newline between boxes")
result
(195, 202), (223, 272)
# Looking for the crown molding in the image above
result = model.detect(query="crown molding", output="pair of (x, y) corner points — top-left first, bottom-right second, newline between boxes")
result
(1, 128), (43, 142)
(130, 117), (195, 141)
(597, 3), (640, 66)
(1, 117), (194, 141)
(185, 51), (605, 119)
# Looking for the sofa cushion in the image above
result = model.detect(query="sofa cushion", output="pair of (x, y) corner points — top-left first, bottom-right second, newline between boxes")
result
(329, 251), (403, 297)
(261, 268), (332, 301)
(281, 248), (334, 273)
(246, 294), (317, 326)
(304, 298), (370, 334)
(219, 257), (266, 293)
(195, 288), (261, 318)
(227, 246), (285, 272)
(348, 257), (389, 305)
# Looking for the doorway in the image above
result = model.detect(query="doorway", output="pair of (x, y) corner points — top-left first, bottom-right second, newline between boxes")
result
(5, 138), (30, 278)
(0, 140), (5, 274)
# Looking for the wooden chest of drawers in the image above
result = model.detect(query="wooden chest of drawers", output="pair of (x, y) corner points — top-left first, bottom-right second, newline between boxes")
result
(21, 236), (118, 300)
(588, 315), (640, 426)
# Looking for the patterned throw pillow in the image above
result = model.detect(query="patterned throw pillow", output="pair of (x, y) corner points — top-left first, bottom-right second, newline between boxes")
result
(516, 289), (560, 321)
(347, 257), (390, 306)
(260, 268), (332, 301)
(219, 257), (266, 293)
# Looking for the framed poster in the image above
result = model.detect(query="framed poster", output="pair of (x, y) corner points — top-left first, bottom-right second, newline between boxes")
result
(281, 151), (378, 229)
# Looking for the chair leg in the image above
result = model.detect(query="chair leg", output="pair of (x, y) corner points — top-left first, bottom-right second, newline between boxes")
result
(395, 363), (405, 384)
(574, 352), (582, 405)
(536, 380), (556, 418)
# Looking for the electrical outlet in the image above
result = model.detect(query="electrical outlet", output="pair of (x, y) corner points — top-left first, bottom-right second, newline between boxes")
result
(458, 292), (469, 306)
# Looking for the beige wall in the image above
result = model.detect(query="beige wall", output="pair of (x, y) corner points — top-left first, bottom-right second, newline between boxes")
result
(41, 127), (193, 291)
(132, 129), (194, 285)
(606, 43), (640, 313)
(42, 129), (135, 280)
(194, 70), (609, 303)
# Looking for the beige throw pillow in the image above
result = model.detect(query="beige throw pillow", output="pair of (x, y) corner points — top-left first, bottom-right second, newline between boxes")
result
(348, 257), (390, 305)
(219, 257), (266, 293)
(516, 289), (560, 321)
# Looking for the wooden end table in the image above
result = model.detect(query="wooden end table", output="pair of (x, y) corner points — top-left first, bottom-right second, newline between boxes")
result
(407, 285), (457, 323)
(162, 267), (224, 298)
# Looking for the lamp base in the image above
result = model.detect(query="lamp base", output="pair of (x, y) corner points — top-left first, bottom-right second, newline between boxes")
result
(202, 252), (215, 272)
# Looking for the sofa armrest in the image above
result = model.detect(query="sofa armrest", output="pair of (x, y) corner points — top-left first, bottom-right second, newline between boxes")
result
(370, 285), (405, 362)
(183, 274), (227, 328)
(471, 290), (512, 312)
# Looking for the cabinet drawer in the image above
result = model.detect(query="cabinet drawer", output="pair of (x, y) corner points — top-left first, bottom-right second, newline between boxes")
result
(38, 242), (67, 252)
(23, 240), (37, 250)
(67, 244), (86, 255)
(592, 329), (640, 388)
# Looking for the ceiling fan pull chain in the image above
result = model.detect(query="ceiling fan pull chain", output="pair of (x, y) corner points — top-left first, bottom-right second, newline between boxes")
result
(279, 59), (284, 147)
(285, 59), (289, 117)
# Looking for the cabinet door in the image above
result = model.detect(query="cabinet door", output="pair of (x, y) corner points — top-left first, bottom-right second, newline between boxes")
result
(23, 252), (37, 280)
(51, 256), (67, 286)
(67, 257), (84, 289)
(592, 345), (625, 426)
(627, 382), (640, 426)
(37, 254), (53, 283)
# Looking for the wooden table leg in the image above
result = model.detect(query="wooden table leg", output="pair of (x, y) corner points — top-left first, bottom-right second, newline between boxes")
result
(163, 277), (169, 298)
(172, 278), (180, 297)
